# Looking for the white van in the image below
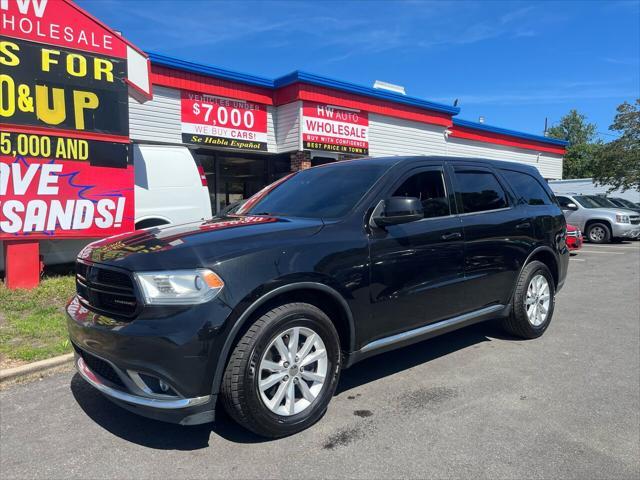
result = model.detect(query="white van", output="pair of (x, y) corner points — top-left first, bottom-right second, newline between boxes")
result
(0, 145), (212, 270)
(132, 144), (211, 229)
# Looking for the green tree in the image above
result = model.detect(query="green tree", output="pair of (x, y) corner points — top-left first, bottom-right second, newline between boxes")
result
(592, 99), (640, 192)
(547, 109), (600, 178)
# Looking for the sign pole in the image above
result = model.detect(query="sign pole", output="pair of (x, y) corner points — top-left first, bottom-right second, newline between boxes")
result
(3, 240), (41, 289)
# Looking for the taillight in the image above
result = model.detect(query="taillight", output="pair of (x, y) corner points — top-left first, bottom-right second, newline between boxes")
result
(197, 165), (207, 186)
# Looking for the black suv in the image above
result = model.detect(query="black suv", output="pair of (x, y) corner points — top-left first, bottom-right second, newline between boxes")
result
(68, 156), (568, 437)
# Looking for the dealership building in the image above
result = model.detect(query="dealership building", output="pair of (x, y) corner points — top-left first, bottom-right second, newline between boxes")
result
(130, 52), (568, 214)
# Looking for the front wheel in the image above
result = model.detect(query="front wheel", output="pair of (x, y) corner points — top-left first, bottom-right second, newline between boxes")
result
(587, 222), (611, 244)
(221, 303), (341, 438)
(502, 260), (555, 339)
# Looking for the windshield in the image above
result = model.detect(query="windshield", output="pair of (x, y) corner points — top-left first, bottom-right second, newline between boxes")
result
(236, 163), (390, 219)
(574, 195), (608, 208)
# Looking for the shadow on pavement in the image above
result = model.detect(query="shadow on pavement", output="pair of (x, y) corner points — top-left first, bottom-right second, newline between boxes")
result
(70, 319), (514, 449)
(70, 375), (268, 449)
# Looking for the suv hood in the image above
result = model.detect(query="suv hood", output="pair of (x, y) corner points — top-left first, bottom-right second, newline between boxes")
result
(78, 215), (324, 270)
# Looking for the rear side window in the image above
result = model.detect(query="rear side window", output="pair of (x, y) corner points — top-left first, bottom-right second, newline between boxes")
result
(454, 170), (508, 214)
(500, 169), (552, 206)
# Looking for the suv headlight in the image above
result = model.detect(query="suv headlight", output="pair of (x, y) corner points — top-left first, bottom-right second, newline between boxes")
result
(134, 269), (224, 305)
(616, 214), (631, 224)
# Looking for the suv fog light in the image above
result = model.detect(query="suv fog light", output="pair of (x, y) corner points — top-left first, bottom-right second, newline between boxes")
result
(128, 370), (179, 397)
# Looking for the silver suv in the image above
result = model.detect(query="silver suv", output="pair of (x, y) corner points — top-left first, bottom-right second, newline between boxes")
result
(555, 194), (640, 243)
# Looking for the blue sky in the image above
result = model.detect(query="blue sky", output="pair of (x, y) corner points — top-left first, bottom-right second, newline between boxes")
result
(78, 0), (640, 140)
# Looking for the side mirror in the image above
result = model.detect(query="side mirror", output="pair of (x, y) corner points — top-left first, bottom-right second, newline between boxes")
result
(563, 202), (578, 211)
(371, 197), (424, 227)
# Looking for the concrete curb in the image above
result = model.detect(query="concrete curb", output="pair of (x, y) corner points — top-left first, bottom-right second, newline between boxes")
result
(0, 353), (74, 382)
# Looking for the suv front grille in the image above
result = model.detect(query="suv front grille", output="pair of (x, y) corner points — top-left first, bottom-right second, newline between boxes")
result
(630, 216), (639, 225)
(76, 261), (138, 318)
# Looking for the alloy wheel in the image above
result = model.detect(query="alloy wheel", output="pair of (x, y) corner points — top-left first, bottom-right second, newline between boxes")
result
(258, 326), (328, 416)
(589, 226), (606, 242)
(525, 274), (551, 327)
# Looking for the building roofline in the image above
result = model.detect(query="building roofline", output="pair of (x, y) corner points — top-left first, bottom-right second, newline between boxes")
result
(148, 52), (274, 88)
(147, 52), (460, 115)
(548, 178), (594, 183)
(453, 118), (569, 147)
(273, 71), (460, 114)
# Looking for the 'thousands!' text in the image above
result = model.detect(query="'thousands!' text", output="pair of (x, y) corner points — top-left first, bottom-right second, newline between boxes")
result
(0, 158), (133, 236)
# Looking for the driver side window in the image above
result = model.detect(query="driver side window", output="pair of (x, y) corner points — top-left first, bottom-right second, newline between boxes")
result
(393, 170), (451, 219)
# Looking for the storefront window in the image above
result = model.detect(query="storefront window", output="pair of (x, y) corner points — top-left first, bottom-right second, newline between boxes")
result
(271, 154), (294, 180)
(193, 150), (291, 214)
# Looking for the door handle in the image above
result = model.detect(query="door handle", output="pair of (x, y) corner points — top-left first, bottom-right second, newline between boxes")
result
(516, 222), (531, 230)
(441, 232), (462, 241)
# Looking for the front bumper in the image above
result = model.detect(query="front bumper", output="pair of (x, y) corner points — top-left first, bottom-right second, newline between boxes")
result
(67, 295), (232, 425)
(612, 224), (640, 239)
(75, 354), (215, 424)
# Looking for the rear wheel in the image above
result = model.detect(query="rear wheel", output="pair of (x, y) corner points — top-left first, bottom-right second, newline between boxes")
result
(502, 260), (555, 339)
(586, 222), (611, 244)
(221, 303), (341, 438)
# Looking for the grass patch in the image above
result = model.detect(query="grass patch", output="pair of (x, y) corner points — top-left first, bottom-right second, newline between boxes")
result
(0, 267), (76, 364)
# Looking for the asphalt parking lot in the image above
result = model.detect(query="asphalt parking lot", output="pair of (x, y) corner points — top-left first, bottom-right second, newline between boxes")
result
(1, 242), (639, 479)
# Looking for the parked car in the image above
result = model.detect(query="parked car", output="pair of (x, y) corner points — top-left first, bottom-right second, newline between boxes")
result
(608, 197), (640, 214)
(554, 194), (640, 243)
(0, 145), (212, 271)
(566, 224), (583, 252)
(68, 156), (569, 437)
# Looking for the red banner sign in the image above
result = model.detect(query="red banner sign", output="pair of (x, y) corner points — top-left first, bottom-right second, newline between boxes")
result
(181, 90), (268, 151)
(0, 0), (138, 241)
(302, 101), (369, 155)
(0, 155), (134, 239)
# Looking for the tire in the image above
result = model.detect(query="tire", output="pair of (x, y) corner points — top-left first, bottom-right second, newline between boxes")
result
(502, 260), (555, 339)
(221, 302), (341, 438)
(586, 222), (611, 244)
